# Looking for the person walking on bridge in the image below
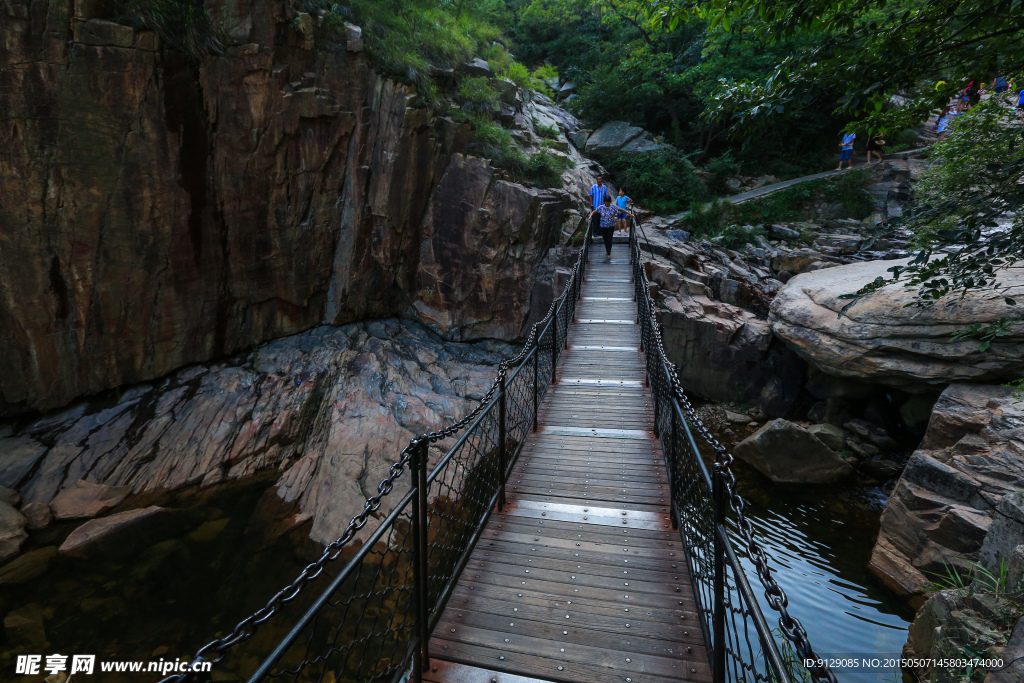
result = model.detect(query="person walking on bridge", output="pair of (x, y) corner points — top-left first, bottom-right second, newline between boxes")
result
(588, 195), (619, 258)
(588, 175), (609, 239)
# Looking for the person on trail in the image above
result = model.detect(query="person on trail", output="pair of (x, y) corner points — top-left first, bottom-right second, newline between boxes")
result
(615, 187), (632, 234)
(968, 81), (981, 107)
(956, 86), (972, 113)
(588, 175), (609, 239)
(994, 76), (1009, 95)
(935, 106), (953, 142)
(588, 195), (619, 258)
(866, 133), (885, 164)
(1018, 89), (1024, 116)
(837, 131), (856, 170)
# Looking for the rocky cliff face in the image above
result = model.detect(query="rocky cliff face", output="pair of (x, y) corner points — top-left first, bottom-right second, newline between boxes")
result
(0, 0), (593, 417)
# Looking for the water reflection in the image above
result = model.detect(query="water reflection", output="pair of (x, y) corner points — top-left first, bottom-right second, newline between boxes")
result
(731, 461), (915, 683)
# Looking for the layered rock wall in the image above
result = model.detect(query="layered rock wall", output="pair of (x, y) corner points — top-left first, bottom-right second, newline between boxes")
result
(868, 384), (1024, 598)
(1, 0), (583, 416)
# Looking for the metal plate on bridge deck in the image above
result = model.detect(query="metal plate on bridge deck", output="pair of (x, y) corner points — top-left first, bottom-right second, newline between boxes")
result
(425, 660), (558, 683)
(538, 426), (651, 440)
(574, 318), (635, 324)
(557, 378), (644, 387)
(503, 500), (672, 531)
(429, 243), (711, 683)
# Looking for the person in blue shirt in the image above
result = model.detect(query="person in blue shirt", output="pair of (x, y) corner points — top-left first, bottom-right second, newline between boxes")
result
(1017, 89), (1024, 114)
(615, 187), (632, 233)
(836, 131), (856, 170)
(994, 76), (1009, 95)
(588, 175), (609, 239)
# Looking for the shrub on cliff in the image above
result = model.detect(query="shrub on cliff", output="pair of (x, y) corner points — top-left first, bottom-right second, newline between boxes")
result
(458, 77), (502, 115)
(468, 118), (573, 189)
(114, 0), (223, 59)
(318, 0), (543, 105)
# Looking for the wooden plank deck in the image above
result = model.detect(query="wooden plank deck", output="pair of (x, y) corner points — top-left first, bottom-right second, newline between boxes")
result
(427, 244), (710, 683)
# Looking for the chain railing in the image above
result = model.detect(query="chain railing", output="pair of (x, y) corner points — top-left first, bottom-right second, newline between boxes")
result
(626, 214), (837, 683)
(162, 224), (592, 683)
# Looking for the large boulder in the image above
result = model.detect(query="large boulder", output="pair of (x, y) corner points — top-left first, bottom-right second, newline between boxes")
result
(0, 501), (27, 562)
(0, 546), (57, 585)
(868, 383), (1024, 597)
(658, 294), (805, 416)
(733, 419), (854, 484)
(50, 480), (131, 519)
(770, 260), (1024, 391)
(584, 121), (645, 155)
(58, 506), (189, 559)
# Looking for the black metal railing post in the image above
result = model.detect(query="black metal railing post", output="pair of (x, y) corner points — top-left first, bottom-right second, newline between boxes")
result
(412, 439), (430, 679)
(551, 321), (558, 384)
(670, 412), (679, 531)
(532, 349), (539, 432)
(498, 374), (507, 511)
(713, 464), (726, 683)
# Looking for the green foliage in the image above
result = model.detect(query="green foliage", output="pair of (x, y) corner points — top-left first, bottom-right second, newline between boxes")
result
(529, 64), (560, 96)
(736, 171), (873, 224)
(681, 172), (873, 236)
(825, 170), (875, 219)
(458, 76), (501, 114)
(926, 559), (1020, 602)
(526, 149), (574, 188)
(681, 199), (727, 236)
(113, 0), (223, 59)
(535, 122), (560, 139)
(840, 102), (1024, 319)
(481, 43), (534, 89)
(468, 117), (573, 188)
(705, 151), (740, 194)
(913, 101), (1023, 235)
(509, 0), (846, 166)
(884, 128), (923, 154)
(469, 116), (530, 174)
(772, 628), (814, 683)
(602, 148), (709, 214)
(714, 223), (766, 249)
(650, 0), (1024, 329)
(1007, 378), (1024, 403)
(317, 0), (526, 102)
